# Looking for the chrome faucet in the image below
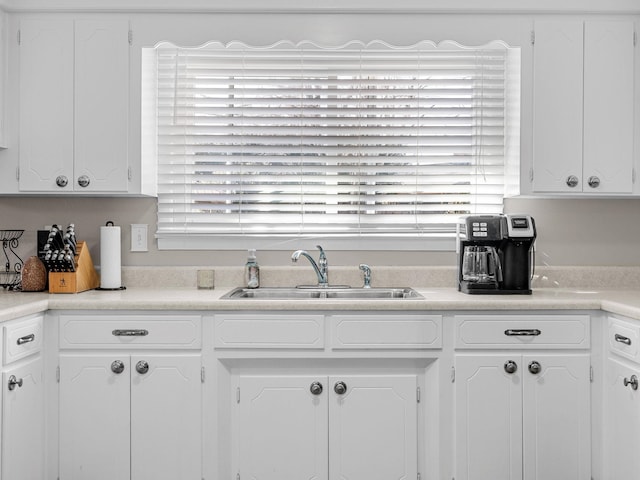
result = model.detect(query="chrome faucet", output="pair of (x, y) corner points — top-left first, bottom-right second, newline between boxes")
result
(291, 245), (328, 287)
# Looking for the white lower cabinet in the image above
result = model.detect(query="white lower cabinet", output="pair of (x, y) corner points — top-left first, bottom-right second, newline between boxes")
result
(59, 354), (130, 480)
(2, 354), (44, 480)
(605, 356), (640, 480)
(455, 354), (590, 480)
(454, 314), (591, 480)
(235, 374), (418, 480)
(2, 314), (44, 480)
(57, 314), (203, 480)
(604, 315), (640, 480)
(59, 353), (202, 480)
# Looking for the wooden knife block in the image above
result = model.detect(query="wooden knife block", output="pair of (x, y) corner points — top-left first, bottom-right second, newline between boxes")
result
(49, 241), (100, 294)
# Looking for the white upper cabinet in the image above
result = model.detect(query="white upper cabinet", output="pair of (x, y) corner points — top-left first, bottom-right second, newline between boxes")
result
(532, 19), (636, 194)
(18, 18), (129, 193)
(18, 19), (74, 192)
(0, 11), (8, 148)
(531, 20), (584, 193)
(583, 21), (635, 193)
(74, 20), (130, 192)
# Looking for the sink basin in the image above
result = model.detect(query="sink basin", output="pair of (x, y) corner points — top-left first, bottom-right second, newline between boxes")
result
(221, 286), (424, 300)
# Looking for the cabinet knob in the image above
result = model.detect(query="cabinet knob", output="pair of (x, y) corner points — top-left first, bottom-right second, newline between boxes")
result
(56, 175), (69, 188)
(309, 381), (323, 395)
(528, 361), (542, 375)
(504, 360), (518, 374)
(7, 375), (23, 391)
(77, 175), (91, 188)
(136, 360), (149, 374)
(587, 176), (600, 188)
(624, 375), (639, 391)
(566, 175), (579, 188)
(111, 360), (125, 374)
(334, 381), (347, 395)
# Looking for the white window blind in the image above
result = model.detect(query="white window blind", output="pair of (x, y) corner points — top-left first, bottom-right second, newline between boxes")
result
(151, 40), (515, 249)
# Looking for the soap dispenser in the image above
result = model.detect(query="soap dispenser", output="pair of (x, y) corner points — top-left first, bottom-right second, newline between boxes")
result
(245, 249), (260, 289)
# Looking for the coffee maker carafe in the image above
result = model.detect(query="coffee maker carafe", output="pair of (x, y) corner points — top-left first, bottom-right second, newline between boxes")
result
(458, 214), (536, 294)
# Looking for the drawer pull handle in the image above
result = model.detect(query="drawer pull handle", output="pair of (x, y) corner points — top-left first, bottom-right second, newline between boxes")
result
(614, 334), (632, 346)
(112, 329), (149, 337)
(504, 329), (541, 337)
(624, 375), (639, 391)
(16, 334), (35, 345)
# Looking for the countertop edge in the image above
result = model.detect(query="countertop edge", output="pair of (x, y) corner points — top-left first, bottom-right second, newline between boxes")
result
(0, 287), (636, 322)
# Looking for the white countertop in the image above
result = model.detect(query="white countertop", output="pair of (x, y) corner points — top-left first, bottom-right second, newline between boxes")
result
(2, 286), (639, 321)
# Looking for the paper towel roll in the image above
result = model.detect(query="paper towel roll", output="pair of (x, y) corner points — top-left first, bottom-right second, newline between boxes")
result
(100, 223), (122, 289)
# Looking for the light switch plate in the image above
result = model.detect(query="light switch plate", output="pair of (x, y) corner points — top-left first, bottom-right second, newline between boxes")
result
(131, 224), (148, 252)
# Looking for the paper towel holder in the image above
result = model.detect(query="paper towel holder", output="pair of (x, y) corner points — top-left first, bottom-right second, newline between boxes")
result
(96, 220), (127, 291)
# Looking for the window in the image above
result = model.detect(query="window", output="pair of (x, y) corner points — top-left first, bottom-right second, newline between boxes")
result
(144, 40), (520, 250)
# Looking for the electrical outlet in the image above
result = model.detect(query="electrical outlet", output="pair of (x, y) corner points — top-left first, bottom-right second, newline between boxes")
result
(131, 224), (148, 252)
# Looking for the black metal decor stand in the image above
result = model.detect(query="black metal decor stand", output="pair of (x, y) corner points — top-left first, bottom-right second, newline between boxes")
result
(1, 230), (24, 290)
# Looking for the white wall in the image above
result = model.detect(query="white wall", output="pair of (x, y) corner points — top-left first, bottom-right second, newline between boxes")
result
(3, 195), (640, 268)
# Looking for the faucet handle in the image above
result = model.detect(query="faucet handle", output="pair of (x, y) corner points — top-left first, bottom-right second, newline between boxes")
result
(316, 245), (327, 267)
(359, 264), (371, 288)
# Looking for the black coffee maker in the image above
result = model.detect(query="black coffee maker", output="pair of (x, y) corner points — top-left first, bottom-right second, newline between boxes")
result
(458, 214), (536, 294)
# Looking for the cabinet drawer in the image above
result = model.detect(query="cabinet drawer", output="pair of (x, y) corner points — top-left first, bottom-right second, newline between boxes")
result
(4, 314), (43, 364)
(214, 314), (324, 349)
(59, 315), (202, 349)
(455, 314), (590, 349)
(330, 314), (442, 350)
(608, 316), (640, 362)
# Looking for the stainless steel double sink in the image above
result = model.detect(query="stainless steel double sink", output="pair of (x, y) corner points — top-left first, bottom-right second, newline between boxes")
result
(221, 286), (424, 300)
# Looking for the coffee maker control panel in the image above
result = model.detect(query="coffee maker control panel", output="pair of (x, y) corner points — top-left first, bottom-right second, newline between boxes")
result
(505, 214), (536, 238)
(466, 216), (502, 241)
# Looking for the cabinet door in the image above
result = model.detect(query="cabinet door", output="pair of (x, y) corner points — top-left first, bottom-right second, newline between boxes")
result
(2, 356), (44, 480)
(59, 354), (130, 480)
(74, 20), (129, 192)
(532, 20), (584, 193)
(18, 19), (74, 192)
(522, 354), (590, 480)
(329, 375), (418, 480)
(131, 354), (202, 480)
(455, 355), (523, 480)
(583, 21), (635, 194)
(236, 375), (328, 480)
(605, 357), (640, 480)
